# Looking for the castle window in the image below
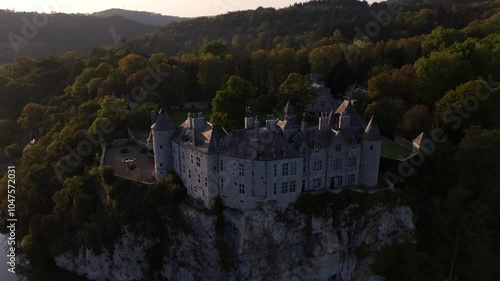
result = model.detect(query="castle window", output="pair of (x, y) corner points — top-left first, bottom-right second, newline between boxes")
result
(348, 174), (355, 185)
(196, 156), (201, 167)
(188, 169), (191, 178)
(160, 145), (163, 150)
(348, 157), (357, 167)
(197, 174), (201, 183)
(220, 178), (224, 188)
(336, 144), (342, 151)
(190, 154), (193, 164)
(160, 163), (163, 167)
(220, 159), (224, 171)
(239, 183), (245, 194)
(313, 161), (322, 171)
(282, 181), (289, 193)
(274, 164), (277, 176)
(290, 180), (296, 192)
(240, 200), (245, 204)
(334, 159), (342, 170)
(205, 177), (208, 187)
(337, 176), (343, 186)
(313, 178), (321, 189)
(303, 158), (307, 173)
(290, 162), (297, 175)
(370, 145), (374, 150)
(282, 163), (289, 176)
(239, 163), (244, 176)
(302, 180), (306, 191)
(273, 183), (277, 195)
(182, 151), (185, 159)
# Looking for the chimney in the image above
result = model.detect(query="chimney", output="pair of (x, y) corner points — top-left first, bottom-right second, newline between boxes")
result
(193, 112), (205, 130)
(244, 106), (254, 129)
(318, 112), (329, 131)
(150, 110), (157, 124)
(254, 117), (259, 136)
(301, 112), (307, 133)
(266, 115), (277, 131)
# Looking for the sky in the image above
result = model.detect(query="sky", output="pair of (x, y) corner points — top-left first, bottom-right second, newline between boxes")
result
(0, 0), (378, 17)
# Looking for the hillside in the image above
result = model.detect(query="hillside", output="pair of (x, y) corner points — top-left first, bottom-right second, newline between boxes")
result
(91, 8), (187, 26)
(128, 0), (498, 56)
(0, 10), (156, 65)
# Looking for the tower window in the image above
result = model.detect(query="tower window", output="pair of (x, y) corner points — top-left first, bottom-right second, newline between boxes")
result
(348, 157), (357, 167)
(290, 162), (297, 175)
(239, 163), (244, 176)
(282, 181), (289, 193)
(160, 145), (163, 149)
(273, 183), (277, 195)
(348, 174), (356, 185)
(313, 161), (322, 171)
(370, 145), (374, 150)
(290, 180), (296, 192)
(239, 183), (245, 194)
(336, 144), (342, 151)
(282, 163), (289, 176)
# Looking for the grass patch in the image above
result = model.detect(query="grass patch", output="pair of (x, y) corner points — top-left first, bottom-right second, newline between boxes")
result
(166, 110), (211, 125)
(382, 143), (413, 159)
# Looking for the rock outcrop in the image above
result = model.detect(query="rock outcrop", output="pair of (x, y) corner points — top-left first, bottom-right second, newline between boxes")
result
(54, 201), (414, 281)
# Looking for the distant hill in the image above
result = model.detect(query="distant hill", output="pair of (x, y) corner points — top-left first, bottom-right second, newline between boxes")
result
(91, 8), (187, 26)
(0, 10), (157, 65)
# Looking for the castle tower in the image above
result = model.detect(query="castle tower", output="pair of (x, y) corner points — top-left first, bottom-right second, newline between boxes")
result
(281, 100), (300, 139)
(359, 116), (382, 188)
(339, 102), (353, 128)
(151, 108), (176, 180)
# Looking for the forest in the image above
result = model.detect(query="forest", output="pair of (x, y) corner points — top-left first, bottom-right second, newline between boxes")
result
(0, 0), (499, 280)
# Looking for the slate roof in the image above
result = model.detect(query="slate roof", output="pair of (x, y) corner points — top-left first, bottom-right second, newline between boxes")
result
(332, 100), (366, 128)
(218, 128), (302, 160)
(171, 119), (223, 153)
(151, 109), (176, 130)
(364, 116), (382, 141)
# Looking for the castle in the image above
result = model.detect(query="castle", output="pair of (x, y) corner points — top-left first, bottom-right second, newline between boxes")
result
(147, 100), (382, 210)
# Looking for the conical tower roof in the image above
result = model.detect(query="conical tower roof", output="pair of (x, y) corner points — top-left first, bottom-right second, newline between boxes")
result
(151, 108), (176, 130)
(364, 116), (382, 141)
(283, 100), (295, 115)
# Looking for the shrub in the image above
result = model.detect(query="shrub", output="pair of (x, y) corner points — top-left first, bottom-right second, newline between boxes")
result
(128, 163), (137, 171)
(99, 165), (114, 185)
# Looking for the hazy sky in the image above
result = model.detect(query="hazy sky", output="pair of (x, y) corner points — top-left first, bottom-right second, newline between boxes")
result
(0, 0), (378, 17)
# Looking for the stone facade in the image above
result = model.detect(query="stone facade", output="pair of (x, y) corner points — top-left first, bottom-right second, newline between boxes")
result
(149, 100), (382, 210)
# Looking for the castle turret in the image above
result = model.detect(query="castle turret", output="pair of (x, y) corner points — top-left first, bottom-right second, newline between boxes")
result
(301, 112), (307, 133)
(339, 102), (353, 128)
(359, 116), (382, 188)
(281, 101), (300, 139)
(151, 108), (176, 180)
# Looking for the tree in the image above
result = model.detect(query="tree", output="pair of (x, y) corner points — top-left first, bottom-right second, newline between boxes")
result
(200, 41), (228, 57)
(398, 104), (432, 139)
(278, 73), (317, 115)
(414, 51), (472, 105)
(368, 65), (415, 103)
(0, 119), (15, 147)
(4, 143), (22, 161)
(17, 103), (45, 136)
(308, 44), (342, 87)
(99, 165), (114, 185)
(118, 54), (147, 76)
(211, 75), (255, 130)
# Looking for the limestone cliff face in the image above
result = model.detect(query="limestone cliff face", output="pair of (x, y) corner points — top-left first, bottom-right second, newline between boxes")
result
(54, 203), (414, 281)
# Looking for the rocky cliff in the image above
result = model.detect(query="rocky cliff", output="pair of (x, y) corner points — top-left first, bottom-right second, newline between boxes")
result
(54, 199), (414, 281)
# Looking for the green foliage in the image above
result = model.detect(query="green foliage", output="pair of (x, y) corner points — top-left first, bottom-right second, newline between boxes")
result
(211, 75), (255, 129)
(99, 165), (114, 185)
(370, 239), (424, 281)
(127, 163), (137, 171)
(278, 73), (317, 115)
(4, 143), (22, 161)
